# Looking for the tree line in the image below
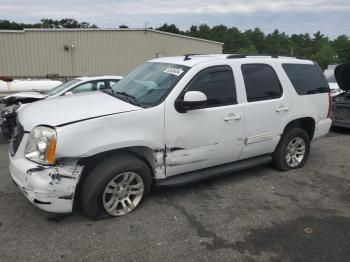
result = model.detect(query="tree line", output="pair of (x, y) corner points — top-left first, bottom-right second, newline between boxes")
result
(0, 18), (97, 30)
(157, 23), (350, 69)
(1, 19), (349, 69)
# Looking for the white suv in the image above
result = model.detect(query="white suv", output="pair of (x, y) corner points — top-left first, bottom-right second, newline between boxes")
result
(9, 54), (332, 220)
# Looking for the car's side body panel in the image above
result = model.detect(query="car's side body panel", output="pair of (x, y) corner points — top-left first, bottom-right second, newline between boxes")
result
(55, 105), (166, 178)
(235, 61), (293, 159)
(164, 62), (245, 176)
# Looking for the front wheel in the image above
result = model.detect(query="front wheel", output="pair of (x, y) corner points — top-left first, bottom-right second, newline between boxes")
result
(80, 154), (152, 220)
(272, 128), (310, 171)
(102, 172), (145, 216)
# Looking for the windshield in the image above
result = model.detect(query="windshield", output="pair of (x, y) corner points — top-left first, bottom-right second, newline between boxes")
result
(46, 79), (81, 96)
(111, 62), (190, 107)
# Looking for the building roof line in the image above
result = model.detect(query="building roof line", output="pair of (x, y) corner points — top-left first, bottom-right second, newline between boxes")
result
(0, 28), (224, 45)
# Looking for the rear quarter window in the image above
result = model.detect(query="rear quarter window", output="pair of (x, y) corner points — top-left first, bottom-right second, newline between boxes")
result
(282, 64), (330, 95)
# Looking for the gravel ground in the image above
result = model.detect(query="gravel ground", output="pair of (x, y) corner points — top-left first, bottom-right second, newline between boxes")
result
(0, 127), (349, 262)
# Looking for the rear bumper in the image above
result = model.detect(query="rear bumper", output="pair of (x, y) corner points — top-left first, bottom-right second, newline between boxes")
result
(332, 120), (350, 128)
(9, 134), (83, 213)
(313, 118), (332, 140)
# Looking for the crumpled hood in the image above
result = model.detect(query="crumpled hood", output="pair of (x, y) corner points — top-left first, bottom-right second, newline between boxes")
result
(18, 91), (142, 131)
(335, 64), (350, 91)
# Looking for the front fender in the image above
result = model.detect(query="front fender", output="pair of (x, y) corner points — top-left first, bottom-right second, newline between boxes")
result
(54, 105), (165, 159)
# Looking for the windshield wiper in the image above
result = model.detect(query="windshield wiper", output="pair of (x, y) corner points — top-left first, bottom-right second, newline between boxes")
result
(114, 91), (142, 107)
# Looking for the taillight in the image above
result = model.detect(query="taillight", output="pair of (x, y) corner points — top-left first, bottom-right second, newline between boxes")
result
(327, 92), (332, 118)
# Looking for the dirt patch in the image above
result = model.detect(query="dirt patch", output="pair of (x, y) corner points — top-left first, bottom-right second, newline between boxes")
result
(338, 193), (350, 203)
(235, 215), (350, 262)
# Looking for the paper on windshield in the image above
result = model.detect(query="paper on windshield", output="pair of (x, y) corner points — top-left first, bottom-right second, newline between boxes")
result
(163, 67), (184, 76)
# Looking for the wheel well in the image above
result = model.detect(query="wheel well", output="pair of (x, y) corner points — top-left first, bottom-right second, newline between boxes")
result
(73, 146), (158, 210)
(284, 118), (315, 140)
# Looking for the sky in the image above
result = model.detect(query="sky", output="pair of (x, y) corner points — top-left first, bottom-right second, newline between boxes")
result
(0, 0), (349, 38)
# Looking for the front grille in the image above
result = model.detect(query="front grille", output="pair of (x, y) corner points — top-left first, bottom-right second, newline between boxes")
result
(9, 124), (24, 156)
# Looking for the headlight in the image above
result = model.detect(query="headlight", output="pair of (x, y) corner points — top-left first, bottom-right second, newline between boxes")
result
(25, 126), (57, 165)
(1, 104), (20, 118)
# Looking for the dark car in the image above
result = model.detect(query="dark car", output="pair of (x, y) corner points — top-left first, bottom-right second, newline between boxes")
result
(332, 64), (350, 128)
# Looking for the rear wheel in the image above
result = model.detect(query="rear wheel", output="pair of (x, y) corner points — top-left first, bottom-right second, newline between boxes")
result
(272, 128), (310, 171)
(81, 154), (152, 220)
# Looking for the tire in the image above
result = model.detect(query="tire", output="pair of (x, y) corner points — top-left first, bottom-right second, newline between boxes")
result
(80, 154), (152, 220)
(272, 128), (310, 171)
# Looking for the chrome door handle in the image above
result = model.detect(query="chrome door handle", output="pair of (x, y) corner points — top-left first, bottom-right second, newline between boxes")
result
(275, 105), (290, 112)
(224, 113), (241, 121)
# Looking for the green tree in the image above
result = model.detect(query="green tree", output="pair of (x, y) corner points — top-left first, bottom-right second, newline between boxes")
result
(238, 45), (258, 54)
(0, 19), (41, 30)
(244, 28), (267, 53)
(311, 43), (337, 69)
(333, 35), (350, 63)
(40, 18), (97, 28)
(156, 23), (181, 34)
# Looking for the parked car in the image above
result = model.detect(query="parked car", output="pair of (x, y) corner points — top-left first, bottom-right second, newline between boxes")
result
(0, 78), (62, 94)
(332, 63), (350, 128)
(324, 73), (342, 97)
(9, 54), (331, 220)
(329, 82), (342, 96)
(0, 76), (122, 137)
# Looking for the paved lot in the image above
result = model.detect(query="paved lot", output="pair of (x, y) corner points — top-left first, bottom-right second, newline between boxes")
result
(0, 128), (349, 262)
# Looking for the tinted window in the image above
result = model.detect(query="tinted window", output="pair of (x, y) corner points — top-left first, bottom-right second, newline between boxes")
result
(242, 64), (282, 102)
(187, 66), (237, 107)
(282, 64), (330, 95)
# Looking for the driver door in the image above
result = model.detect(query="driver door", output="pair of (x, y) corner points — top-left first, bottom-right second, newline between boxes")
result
(164, 65), (245, 177)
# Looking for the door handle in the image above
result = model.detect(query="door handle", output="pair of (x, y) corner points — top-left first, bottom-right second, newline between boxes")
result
(275, 105), (290, 112)
(224, 113), (241, 121)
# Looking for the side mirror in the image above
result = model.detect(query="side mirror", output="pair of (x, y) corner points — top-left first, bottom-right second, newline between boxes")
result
(175, 91), (207, 113)
(64, 91), (74, 96)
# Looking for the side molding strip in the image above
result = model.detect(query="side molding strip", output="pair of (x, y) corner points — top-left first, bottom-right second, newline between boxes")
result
(245, 133), (273, 145)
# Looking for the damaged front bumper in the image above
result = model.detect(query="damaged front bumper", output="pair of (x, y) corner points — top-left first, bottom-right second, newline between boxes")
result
(0, 116), (16, 137)
(9, 134), (83, 213)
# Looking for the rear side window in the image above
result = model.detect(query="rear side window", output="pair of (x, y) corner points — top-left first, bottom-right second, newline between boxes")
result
(242, 64), (282, 102)
(282, 64), (330, 95)
(187, 66), (237, 107)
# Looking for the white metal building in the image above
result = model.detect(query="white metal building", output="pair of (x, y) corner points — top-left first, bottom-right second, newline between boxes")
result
(0, 28), (223, 79)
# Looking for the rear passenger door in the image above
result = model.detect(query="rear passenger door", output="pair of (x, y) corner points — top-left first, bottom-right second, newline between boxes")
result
(165, 65), (245, 176)
(239, 63), (292, 159)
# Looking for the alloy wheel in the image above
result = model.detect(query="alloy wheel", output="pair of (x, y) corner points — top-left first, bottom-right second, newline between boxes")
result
(285, 137), (306, 168)
(102, 172), (144, 216)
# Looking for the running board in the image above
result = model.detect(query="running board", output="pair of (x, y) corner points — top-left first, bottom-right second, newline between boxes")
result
(155, 155), (272, 187)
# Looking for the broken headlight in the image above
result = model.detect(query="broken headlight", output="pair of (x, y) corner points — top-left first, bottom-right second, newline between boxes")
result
(1, 104), (20, 118)
(25, 126), (57, 165)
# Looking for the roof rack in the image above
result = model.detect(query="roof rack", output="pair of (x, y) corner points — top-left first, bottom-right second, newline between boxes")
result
(183, 54), (203, 61)
(226, 54), (297, 59)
